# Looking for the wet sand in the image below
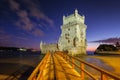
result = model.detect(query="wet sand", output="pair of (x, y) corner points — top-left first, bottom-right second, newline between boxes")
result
(75, 54), (120, 79)
(91, 55), (120, 76)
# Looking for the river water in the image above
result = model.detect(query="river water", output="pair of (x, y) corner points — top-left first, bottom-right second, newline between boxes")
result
(0, 54), (44, 80)
(0, 51), (119, 80)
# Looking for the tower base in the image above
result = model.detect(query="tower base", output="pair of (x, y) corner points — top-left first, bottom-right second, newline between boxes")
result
(68, 47), (86, 56)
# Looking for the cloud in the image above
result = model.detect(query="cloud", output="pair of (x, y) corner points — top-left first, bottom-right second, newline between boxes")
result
(0, 32), (15, 47)
(38, 22), (49, 30)
(8, 0), (44, 37)
(15, 15), (34, 31)
(0, 34), (11, 40)
(8, 0), (56, 37)
(23, 0), (54, 27)
(0, 29), (12, 40)
(30, 9), (54, 26)
(0, 29), (6, 34)
(0, 31), (35, 48)
(0, 28), (32, 48)
(32, 28), (44, 37)
(91, 37), (120, 43)
(8, 0), (19, 11)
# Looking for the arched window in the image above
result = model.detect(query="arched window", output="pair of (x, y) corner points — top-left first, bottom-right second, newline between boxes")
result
(73, 37), (78, 47)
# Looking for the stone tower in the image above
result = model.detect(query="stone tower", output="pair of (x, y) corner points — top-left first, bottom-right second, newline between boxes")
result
(58, 9), (87, 55)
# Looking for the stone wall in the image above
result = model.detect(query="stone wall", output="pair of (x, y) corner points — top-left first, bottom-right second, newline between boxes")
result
(40, 42), (58, 54)
(40, 9), (87, 55)
(58, 9), (87, 55)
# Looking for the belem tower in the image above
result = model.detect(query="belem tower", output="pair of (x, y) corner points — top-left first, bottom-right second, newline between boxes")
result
(40, 9), (87, 55)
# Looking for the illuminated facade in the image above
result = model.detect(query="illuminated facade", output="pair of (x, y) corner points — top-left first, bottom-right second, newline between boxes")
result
(40, 9), (87, 55)
(40, 41), (58, 54)
(58, 9), (87, 55)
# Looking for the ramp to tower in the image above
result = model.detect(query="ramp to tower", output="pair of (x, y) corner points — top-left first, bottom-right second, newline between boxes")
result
(28, 51), (120, 80)
(28, 52), (80, 80)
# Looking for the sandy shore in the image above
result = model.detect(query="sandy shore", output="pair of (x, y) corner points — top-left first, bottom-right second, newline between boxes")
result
(91, 55), (120, 76)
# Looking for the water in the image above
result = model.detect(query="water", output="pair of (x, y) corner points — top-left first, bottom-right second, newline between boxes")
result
(87, 51), (94, 55)
(0, 54), (44, 80)
(0, 51), (119, 80)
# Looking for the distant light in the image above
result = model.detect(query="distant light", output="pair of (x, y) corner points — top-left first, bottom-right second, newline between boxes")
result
(19, 48), (27, 51)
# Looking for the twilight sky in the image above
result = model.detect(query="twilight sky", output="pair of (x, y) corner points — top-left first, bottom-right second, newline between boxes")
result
(0, 0), (120, 51)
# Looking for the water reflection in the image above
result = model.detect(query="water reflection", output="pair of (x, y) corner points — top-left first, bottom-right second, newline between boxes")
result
(85, 57), (114, 71)
(0, 55), (44, 80)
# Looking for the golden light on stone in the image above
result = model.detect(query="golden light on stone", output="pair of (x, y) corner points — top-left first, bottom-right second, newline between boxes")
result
(40, 9), (87, 55)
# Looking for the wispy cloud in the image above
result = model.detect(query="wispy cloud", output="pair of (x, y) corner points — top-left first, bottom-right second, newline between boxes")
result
(1, 0), (56, 49)
(9, 0), (19, 11)
(0, 30), (35, 48)
(32, 28), (44, 37)
(23, 0), (54, 27)
(0, 29), (6, 34)
(0, 29), (11, 40)
(8, 0), (55, 37)
(91, 37), (120, 43)
(8, 0), (46, 37)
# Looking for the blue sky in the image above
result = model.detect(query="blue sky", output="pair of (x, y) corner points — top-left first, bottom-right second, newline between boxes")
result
(0, 0), (120, 51)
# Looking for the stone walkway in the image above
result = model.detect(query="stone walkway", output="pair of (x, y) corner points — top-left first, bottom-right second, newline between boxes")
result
(41, 53), (81, 80)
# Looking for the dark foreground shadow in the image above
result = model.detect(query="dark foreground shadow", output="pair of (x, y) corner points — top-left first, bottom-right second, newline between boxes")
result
(18, 67), (34, 80)
(0, 63), (34, 80)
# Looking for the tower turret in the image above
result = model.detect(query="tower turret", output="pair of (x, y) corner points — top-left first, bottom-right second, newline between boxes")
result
(58, 9), (87, 55)
(75, 9), (78, 17)
(40, 41), (43, 50)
